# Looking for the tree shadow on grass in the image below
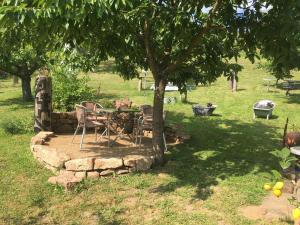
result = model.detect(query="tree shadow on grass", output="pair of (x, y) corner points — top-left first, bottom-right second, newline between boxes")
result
(0, 97), (34, 109)
(151, 111), (281, 200)
(281, 93), (300, 105)
(94, 92), (120, 101)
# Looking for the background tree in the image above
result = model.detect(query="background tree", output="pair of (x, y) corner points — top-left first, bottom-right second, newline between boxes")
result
(0, 26), (47, 100)
(255, 4), (300, 83)
(2, 0), (300, 163)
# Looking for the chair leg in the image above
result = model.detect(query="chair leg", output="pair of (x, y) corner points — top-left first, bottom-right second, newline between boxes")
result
(95, 127), (98, 142)
(134, 129), (138, 146)
(80, 127), (86, 150)
(72, 125), (80, 143)
(163, 132), (167, 152)
(101, 128), (107, 137)
(139, 131), (142, 149)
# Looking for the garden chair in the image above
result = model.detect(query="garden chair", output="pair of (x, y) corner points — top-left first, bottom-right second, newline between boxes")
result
(139, 104), (166, 121)
(81, 101), (105, 118)
(114, 97), (132, 110)
(72, 104), (106, 150)
(111, 112), (137, 145)
(81, 101), (107, 133)
(136, 105), (167, 151)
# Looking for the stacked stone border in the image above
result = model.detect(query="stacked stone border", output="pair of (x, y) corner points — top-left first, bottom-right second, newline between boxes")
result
(51, 112), (77, 133)
(31, 131), (155, 189)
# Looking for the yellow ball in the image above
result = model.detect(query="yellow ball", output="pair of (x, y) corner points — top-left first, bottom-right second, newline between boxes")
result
(263, 183), (272, 191)
(274, 181), (284, 190)
(293, 208), (300, 220)
(273, 189), (282, 198)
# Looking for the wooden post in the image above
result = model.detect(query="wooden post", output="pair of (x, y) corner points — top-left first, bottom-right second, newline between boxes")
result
(34, 75), (52, 133)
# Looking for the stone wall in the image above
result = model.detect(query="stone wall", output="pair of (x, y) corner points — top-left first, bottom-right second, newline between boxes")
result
(31, 132), (154, 189)
(51, 112), (78, 133)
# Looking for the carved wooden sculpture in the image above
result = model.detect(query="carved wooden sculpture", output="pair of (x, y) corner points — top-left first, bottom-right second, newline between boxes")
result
(34, 75), (52, 133)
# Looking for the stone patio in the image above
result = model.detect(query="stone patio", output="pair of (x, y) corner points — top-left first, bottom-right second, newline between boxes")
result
(31, 131), (157, 189)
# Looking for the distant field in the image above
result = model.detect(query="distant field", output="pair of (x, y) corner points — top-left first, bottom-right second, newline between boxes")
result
(0, 57), (299, 225)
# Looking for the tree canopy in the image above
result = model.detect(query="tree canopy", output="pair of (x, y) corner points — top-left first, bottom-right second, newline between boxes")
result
(1, 0), (300, 162)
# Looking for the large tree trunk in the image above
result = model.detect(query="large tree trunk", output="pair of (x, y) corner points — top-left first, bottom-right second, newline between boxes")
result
(21, 76), (33, 101)
(152, 78), (166, 165)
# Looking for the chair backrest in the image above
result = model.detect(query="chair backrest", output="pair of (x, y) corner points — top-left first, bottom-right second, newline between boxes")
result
(124, 113), (135, 134)
(140, 105), (153, 117)
(75, 104), (87, 124)
(115, 97), (132, 109)
(81, 101), (96, 111)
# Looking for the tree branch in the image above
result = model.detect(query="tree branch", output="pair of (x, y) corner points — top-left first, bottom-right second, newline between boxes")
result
(163, 0), (223, 75)
(143, 19), (159, 79)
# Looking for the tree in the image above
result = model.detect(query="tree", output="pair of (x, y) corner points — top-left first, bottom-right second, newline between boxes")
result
(0, 26), (47, 100)
(2, 0), (300, 163)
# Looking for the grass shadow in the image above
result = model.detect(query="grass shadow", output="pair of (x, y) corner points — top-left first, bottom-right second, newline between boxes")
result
(283, 93), (300, 104)
(0, 97), (34, 108)
(184, 101), (199, 105)
(95, 92), (120, 100)
(151, 111), (281, 200)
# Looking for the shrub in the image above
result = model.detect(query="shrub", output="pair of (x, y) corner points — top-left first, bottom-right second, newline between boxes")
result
(51, 65), (94, 111)
(1, 116), (33, 134)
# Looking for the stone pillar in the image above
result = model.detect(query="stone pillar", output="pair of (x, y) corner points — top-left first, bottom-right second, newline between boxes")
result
(34, 75), (52, 133)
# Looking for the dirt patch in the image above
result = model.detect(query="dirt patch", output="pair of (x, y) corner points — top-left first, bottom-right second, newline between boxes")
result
(239, 193), (294, 222)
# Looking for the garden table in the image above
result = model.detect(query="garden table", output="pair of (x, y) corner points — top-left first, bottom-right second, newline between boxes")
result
(92, 108), (140, 148)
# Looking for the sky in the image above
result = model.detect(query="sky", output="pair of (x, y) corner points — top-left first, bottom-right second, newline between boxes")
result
(202, 1), (272, 14)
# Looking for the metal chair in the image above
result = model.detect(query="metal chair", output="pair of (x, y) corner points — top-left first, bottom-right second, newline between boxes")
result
(81, 101), (104, 112)
(114, 97), (132, 110)
(136, 105), (167, 151)
(111, 112), (136, 145)
(81, 101), (108, 136)
(72, 104), (106, 150)
(81, 101), (106, 120)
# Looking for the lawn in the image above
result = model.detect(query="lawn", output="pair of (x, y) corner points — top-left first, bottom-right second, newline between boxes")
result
(0, 58), (300, 225)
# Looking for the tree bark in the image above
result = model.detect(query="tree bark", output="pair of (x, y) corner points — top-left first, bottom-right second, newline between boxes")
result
(232, 76), (237, 92)
(21, 76), (33, 101)
(229, 73), (237, 92)
(13, 76), (19, 86)
(276, 78), (279, 87)
(152, 77), (166, 164)
(138, 78), (142, 92)
(180, 89), (187, 103)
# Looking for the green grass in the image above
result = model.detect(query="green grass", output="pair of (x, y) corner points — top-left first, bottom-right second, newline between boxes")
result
(0, 58), (300, 225)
